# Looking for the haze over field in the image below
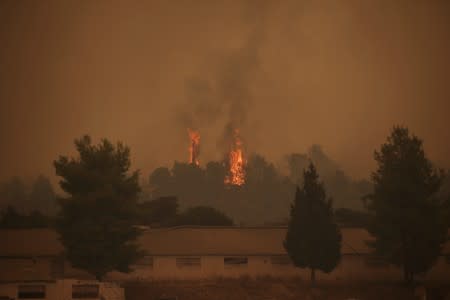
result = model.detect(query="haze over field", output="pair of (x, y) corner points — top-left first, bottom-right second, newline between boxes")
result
(1, 0), (449, 185)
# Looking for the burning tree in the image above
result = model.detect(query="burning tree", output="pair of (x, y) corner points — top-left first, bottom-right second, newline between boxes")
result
(224, 129), (246, 186)
(188, 128), (200, 166)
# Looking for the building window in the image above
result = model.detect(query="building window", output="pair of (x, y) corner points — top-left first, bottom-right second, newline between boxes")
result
(224, 257), (248, 267)
(18, 285), (46, 299)
(270, 255), (292, 266)
(365, 256), (389, 268)
(176, 257), (201, 268)
(72, 284), (99, 298)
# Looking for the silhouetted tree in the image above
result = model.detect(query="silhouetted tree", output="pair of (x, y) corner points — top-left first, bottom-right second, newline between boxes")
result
(138, 196), (178, 226)
(175, 206), (233, 226)
(149, 167), (173, 198)
(54, 135), (143, 280)
(365, 126), (447, 284)
(439, 172), (450, 227)
(243, 154), (291, 223)
(0, 206), (50, 228)
(205, 161), (226, 184)
(0, 206), (21, 227)
(284, 163), (341, 285)
(308, 144), (340, 178)
(286, 153), (309, 185)
(171, 161), (206, 207)
(0, 177), (28, 212)
(245, 154), (279, 185)
(29, 175), (57, 215)
(204, 161), (226, 202)
(443, 196), (450, 228)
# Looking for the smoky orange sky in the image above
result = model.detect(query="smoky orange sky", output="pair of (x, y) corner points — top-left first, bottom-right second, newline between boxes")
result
(1, 0), (449, 186)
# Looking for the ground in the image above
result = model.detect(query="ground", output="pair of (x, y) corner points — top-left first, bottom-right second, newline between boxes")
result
(124, 278), (450, 300)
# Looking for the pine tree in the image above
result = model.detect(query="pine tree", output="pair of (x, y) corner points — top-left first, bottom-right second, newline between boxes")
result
(54, 135), (143, 280)
(366, 126), (447, 284)
(284, 163), (341, 285)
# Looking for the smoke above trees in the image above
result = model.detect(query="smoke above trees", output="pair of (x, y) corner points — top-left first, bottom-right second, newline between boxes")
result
(1, 144), (448, 226)
(176, 0), (268, 167)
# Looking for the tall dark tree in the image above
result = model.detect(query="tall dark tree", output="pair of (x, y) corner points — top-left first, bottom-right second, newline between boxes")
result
(366, 126), (447, 284)
(284, 163), (341, 285)
(54, 135), (143, 280)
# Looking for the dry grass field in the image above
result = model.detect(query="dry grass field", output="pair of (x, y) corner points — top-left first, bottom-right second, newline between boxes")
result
(124, 277), (450, 300)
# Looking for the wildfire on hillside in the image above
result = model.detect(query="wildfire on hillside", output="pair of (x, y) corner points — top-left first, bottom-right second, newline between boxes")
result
(188, 128), (200, 166)
(224, 129), (246, 186)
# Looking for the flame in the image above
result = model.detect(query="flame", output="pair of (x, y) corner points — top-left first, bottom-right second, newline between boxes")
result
(188, 128), (200, 166)
(224, 129), (245, 186)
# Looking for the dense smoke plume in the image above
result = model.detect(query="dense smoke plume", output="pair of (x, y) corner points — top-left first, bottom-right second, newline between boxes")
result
(1, 1), (450, 184)
(178, 0), (269, 161)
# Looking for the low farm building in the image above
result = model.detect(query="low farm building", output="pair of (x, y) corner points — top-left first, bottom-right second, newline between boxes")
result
(1, 226), (449, 299)
(122, 226), (450, 281)
(0, 229), (124, 300)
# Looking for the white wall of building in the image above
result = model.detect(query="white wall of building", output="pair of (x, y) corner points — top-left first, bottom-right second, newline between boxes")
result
(106, 254), (450, 282)
(0, 280), (124, 300)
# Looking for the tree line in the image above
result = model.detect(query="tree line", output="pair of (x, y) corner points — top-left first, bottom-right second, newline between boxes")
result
(146, 144), (373, 225)
(0, 175), (57, 215)
(1, 125), (449, 284)
(135, 196), (233, 227)
(0, 175), (57, 228)
(1, 147), (374, 227)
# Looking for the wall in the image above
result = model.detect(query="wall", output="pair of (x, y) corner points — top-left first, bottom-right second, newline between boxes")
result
(0, 283), (16, 299)
(110, 254), (449, 281)
(0, 257), (58, 282)
(1, 254), (448, 284)
(108, 255), (404, 281)
(0, 280), (124, 300)
(0, 282), (63, 300)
